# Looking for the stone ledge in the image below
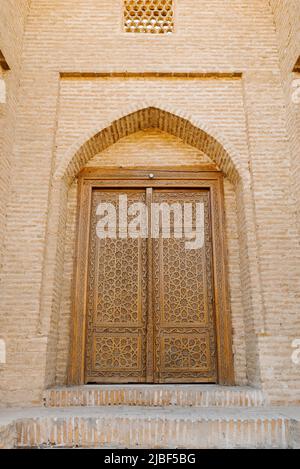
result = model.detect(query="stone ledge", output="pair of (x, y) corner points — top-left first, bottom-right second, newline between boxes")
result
(0, 406), (299, 448)
(44, 385), (267, 408)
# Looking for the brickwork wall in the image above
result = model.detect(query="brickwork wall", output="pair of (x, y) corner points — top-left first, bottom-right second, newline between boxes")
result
(0, 0), (299, 405)
(0, 0), (30, 267)
(0, 0), (31, 405)
(269, 0), (300, 233)
(266, 0), (300, 402)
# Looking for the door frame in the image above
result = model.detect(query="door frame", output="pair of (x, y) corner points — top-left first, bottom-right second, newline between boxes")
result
(68, 166), (234, 385)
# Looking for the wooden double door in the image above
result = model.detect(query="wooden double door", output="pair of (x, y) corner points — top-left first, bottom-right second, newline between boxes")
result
(69, 169), (234, 385)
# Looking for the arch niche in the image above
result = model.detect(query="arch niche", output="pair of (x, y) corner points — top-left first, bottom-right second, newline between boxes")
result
(42, 107), (257, 390)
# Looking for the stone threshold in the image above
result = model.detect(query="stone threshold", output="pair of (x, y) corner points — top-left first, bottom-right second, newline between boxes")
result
(44, 384), (267, 408)
(0, 406), (300, 449)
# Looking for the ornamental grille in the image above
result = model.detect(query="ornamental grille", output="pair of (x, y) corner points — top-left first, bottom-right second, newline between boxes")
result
(124, 0), (174, 34)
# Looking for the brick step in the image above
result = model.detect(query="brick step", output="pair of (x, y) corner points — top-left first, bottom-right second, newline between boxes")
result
(12, 406), (299, 449)
(44, 385), (267, 408)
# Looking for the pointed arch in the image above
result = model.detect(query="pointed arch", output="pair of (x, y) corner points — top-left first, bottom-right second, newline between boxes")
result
(41, 105), (264, 390)
(55, 106), (243, 186)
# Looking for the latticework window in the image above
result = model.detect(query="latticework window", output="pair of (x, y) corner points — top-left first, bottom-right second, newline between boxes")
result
(124, 0), (174, 34)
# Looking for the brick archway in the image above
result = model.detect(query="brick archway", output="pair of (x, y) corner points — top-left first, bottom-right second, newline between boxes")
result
(41, 106), (264, 389)
(55, 106), (242, 185)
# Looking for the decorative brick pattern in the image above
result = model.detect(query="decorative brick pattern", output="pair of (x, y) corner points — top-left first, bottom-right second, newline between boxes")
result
(124, 0), (174, 34)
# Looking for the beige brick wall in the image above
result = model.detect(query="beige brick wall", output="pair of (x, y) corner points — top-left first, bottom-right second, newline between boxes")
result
(267, 0), (300, 402)
(269, 0), (300, 232)
(0, 0), (299, 405)
(0, 0), (30, 268)
(0, 0), (31, 405)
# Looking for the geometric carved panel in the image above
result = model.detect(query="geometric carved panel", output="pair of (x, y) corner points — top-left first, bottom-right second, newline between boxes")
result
(93, 335), (142, 371)
(95, 238), (143, 326)
(161, 334), (211, 371)
(152, 189), (217, 383)
(160, 236), (208, 326)
(85, 189), (148, 382)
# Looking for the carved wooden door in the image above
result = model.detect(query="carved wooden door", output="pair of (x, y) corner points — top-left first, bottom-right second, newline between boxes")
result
(85, 189), (148, 383)
(84, 187), (217, 383)
(152, 189), (217, 383)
